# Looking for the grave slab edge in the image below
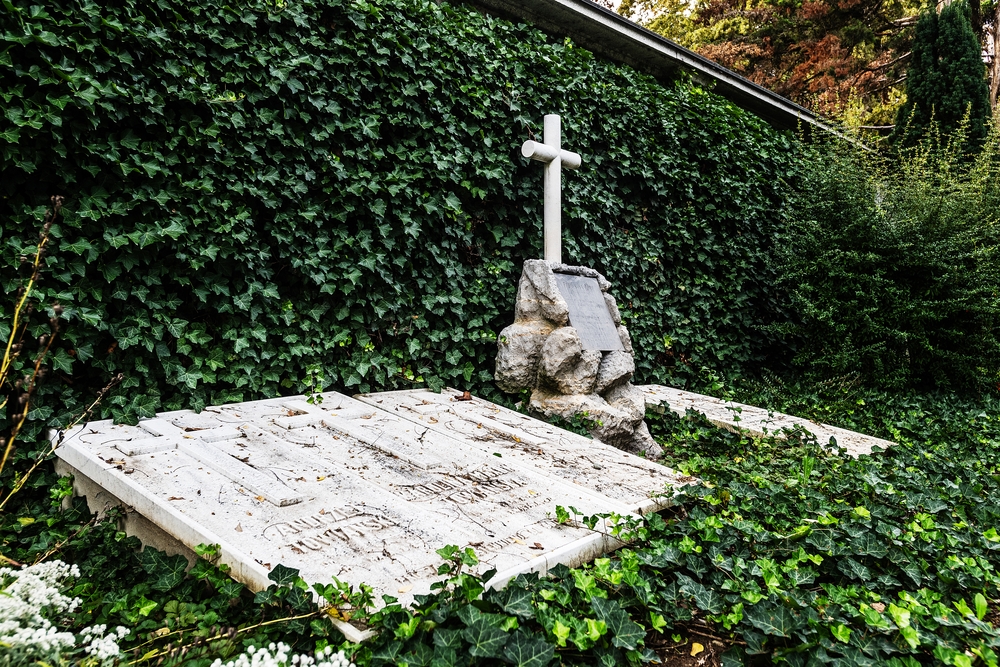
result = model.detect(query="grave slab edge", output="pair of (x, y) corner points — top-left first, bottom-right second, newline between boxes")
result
(637, 384), (896, 456)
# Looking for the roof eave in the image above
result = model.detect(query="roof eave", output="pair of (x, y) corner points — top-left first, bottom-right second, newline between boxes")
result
(467, 0), (843, 135)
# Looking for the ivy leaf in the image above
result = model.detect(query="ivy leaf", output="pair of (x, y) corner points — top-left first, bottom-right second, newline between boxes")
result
(745, 603), (798, 638)
(462, 618), (508, 658)
(140, 548), (187, 592)
(433, 628), (463, 650)
(494, 586), (535, 619)
(131, 394), (159, 419)
(217, 578), (244, 598)
(721, 647), (748, 667)
(830, 623), (851, 643)
(900, 561), (923, 585)
(975, 593), (988, 620)
(370, 641), (402, 665)
(254, 588), (276, 605)
(590, 596), (644, 650)
(837, 557), (871, 581)
(850, 533), (888, 558)
(503, 630), (555, 667)
(268, 563), (300, 586)
(677, 575), (725, 614)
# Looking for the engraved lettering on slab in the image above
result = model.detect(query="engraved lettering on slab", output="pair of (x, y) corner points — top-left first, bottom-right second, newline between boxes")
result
(553, 274), (623, 351)
(395, 465), (528, 504)
(264, 508), (396, 549)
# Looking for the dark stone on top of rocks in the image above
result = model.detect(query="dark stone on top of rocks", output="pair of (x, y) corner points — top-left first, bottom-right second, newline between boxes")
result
(549, 263), (612, 292)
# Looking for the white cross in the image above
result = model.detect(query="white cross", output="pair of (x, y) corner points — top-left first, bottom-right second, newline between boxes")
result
(521, 114), (582, 264)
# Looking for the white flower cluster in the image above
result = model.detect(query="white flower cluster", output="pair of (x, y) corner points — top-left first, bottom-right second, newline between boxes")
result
(80, 623), (131, 660)
(0, 560), (127, 665)
(209, 642), (355, 667)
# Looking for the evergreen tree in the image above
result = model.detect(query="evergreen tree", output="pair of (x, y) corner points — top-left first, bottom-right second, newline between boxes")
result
(893, 1), (991, 148)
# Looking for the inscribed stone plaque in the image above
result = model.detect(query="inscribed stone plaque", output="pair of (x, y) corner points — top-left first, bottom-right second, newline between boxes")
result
(54, 391), (662, 621)
(553, 273), (623, 351)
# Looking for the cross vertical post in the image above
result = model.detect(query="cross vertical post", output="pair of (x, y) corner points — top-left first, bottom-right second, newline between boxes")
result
(521, 114), (582, 264)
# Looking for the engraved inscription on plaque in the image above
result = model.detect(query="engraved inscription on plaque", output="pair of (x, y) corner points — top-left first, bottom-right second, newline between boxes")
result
(553, 274), (623, 351)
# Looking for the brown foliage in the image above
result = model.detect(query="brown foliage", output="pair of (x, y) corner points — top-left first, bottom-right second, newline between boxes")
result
(618, 0), (918, 122)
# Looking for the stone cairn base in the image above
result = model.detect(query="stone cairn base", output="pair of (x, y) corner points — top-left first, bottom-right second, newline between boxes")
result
(495, 260), (662, 458)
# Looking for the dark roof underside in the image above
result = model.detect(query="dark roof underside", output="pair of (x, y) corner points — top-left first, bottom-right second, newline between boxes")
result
(468, 0), (840, 134)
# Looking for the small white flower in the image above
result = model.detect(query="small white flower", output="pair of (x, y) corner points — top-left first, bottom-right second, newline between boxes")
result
(0, 560), (125, 665)
(210, 642), (355, 667)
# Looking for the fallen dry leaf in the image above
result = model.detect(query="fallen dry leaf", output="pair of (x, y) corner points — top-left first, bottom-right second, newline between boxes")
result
(530, 542), (544, 550)
(398, 585), (413, 593)
(512, 538), (525, 545)
(690, 642), (704, 657)
(167, 496), (185, 501)
(235, 523), (243, 532)
(317, 475), (327, 481)
(326, 607), (351, 622)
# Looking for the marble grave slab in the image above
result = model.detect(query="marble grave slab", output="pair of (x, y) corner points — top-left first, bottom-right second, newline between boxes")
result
(56, 390), (690, 641)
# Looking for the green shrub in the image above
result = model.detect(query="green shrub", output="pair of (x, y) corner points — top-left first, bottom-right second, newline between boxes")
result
(773, 128), (1000, 393)
(892, 0), (992, 150)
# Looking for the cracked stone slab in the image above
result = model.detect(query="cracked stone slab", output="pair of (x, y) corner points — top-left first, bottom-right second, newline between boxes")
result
(355, 388), (692, 514)
(55, 390), (688, 641)
(638, 385), (896, 457)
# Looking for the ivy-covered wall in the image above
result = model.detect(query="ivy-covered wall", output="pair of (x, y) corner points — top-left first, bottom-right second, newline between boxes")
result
(0, 0), (795, 423)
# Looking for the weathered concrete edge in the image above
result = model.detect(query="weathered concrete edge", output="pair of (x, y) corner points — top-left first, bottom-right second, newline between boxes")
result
(638, 384), (897, 457)
(465, 0), (845, 135)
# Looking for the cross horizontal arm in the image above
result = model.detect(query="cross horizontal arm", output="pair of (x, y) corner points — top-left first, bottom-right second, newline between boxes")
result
(520, 140), (582, 170)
